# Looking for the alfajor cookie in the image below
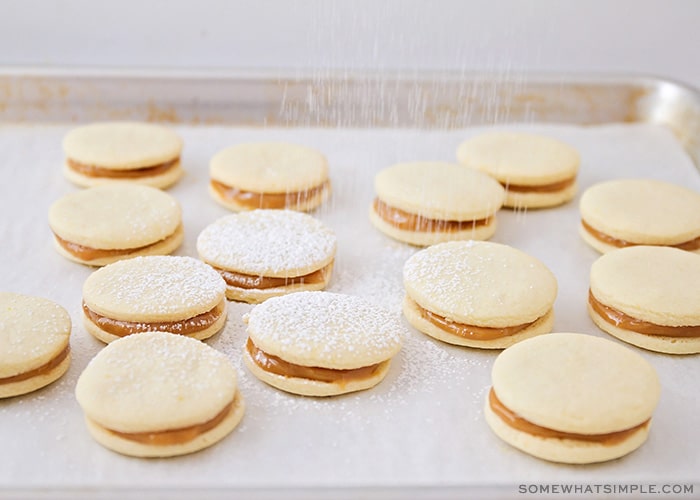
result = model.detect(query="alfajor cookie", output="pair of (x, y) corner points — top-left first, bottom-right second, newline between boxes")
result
(243, 291), (404, 397)
(485, 333), (660, 464)
(82, 256), (227, 344)
(209, 142), (330, 212)
(403, 241), (557, 349)
(456, 131), (580, 208)
(49, 184), (184, 266)
(589, 245), (700, 354)
(197, 210), (336, 304)
(75, 331), (244, 457)
(579, 179), (700, 254)
(0, 292), (71, 398)
(63, 121), (183, 189)
(369, 162), (505, 246)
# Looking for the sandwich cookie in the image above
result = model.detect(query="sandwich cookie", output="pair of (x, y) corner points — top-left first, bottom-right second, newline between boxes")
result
(403, 241), (557, 349)
(0, 292), (71, 398)
(369, 162), (505, 246)
(75, 331), (244, 457)
(82, 256), (227, 344)
(63, 122), (183, 189)
(197, 210), (336, 304)
(485, 333), (660, 464)
(209, 143), (330, 212)
(243, 291), (404, 397)
(49, 184), (184, 266)
(456, 131), (580, 208)
(589, 245), (700, 354)
(579, 179), (700, 254)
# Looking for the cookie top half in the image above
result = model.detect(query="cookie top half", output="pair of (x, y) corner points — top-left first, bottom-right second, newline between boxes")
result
(492, 333), (660, 434)
(403, 241), (557, 327)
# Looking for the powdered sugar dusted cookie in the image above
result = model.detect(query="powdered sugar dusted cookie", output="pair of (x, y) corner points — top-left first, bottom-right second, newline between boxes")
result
(457, 131), (579, 208)
(75, 331), (244, 457)
(243, 291), (404, 396)
(63, 122), (183, 189)
(197, 210), (336, 303)
(369, 162), (505, 246)
(49, 184), (183, 266)
(0, 292), (71, 398)
(485, 333), (660, 464)
(82, 256), (227, 343)
(209, 143), (330, 212)
(403, 241), (557, 348)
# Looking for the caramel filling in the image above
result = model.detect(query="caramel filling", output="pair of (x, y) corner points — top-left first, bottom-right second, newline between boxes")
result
(67, 157), (179, 179)
(82, 301), (225, 338)
(503, 176), (575, 193)
(0, 345), (70, 385)
(53, 224), (183, 262)
(412, 298), (538, 340)
(489, 388), (648, 445)
(104, 393), (240, 446)
(589, 291), (700, 338)
(373, 198), (491, 233)
(581, 219), (700, 251)
(210, 179), (329, 210)
(246, 339), (383, 383)
(216, 262), (332, 290)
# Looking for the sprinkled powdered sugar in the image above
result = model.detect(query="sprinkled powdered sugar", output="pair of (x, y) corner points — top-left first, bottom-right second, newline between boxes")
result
(197, 210), (337, 276)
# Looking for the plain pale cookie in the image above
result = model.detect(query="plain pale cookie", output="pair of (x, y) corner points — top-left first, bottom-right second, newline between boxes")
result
(0, 292), (71, 398)
(403, 241), (557, 348)
(75, 331), (244, 457)
(486, 333), (660, 464)
(197, 210), (337, 304)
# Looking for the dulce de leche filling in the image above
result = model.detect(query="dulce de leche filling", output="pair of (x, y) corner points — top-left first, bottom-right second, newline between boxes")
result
(373, 198), (491, 233)
(210, 179), (329, 210)
(83, 300), (225, 338)
(489, 388), (649, 445)
(216, 262), (332, 290)
(246, 338), (384, 383)
(589, 290), (700, 338)
(103, 392), (241, 446)
(67, 157), (180, 179)
(412, 298), (538, 340)
(581, 219), (700, 251)
(503, 176), (575, 193)
(0, 345), (70, 385)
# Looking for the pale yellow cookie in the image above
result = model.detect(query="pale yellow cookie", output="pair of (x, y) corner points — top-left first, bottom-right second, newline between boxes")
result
(75, 331), (244, 457)
(82, 256), (227, 343)
(209, 143), (330, 212)
(243, 291), (404, 396)
(0, 292), (71, 398)
(456, 131), (579, 208)
(486, 333), (660, 464)
(197, 210), (336, 304)
(49, 184), (183, 266)
(62, 122), (183, 188)
(402, 241), (557, 348)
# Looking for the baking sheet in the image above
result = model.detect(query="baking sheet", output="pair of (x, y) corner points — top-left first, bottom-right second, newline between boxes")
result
(1, 122), (699, 497)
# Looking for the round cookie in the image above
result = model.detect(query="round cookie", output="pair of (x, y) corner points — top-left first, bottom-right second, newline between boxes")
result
(243, 291), (404, 397)
(589, 245), (700, 354)
(369, 162), (505, 246)
(0, 292), (71, 398)
(403, 241), (557, 349)
(75, 331), (244, 457)
(485, 333), (660, 464)
(456, 131), (579, 208)
(49, 184), (184, 266)
(197, 210), (337, 304)
(62, 122), (183, 189)
(579, 179), (700, 254)
(82, 256), (227, 343)
(209, 143), (330, 212)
